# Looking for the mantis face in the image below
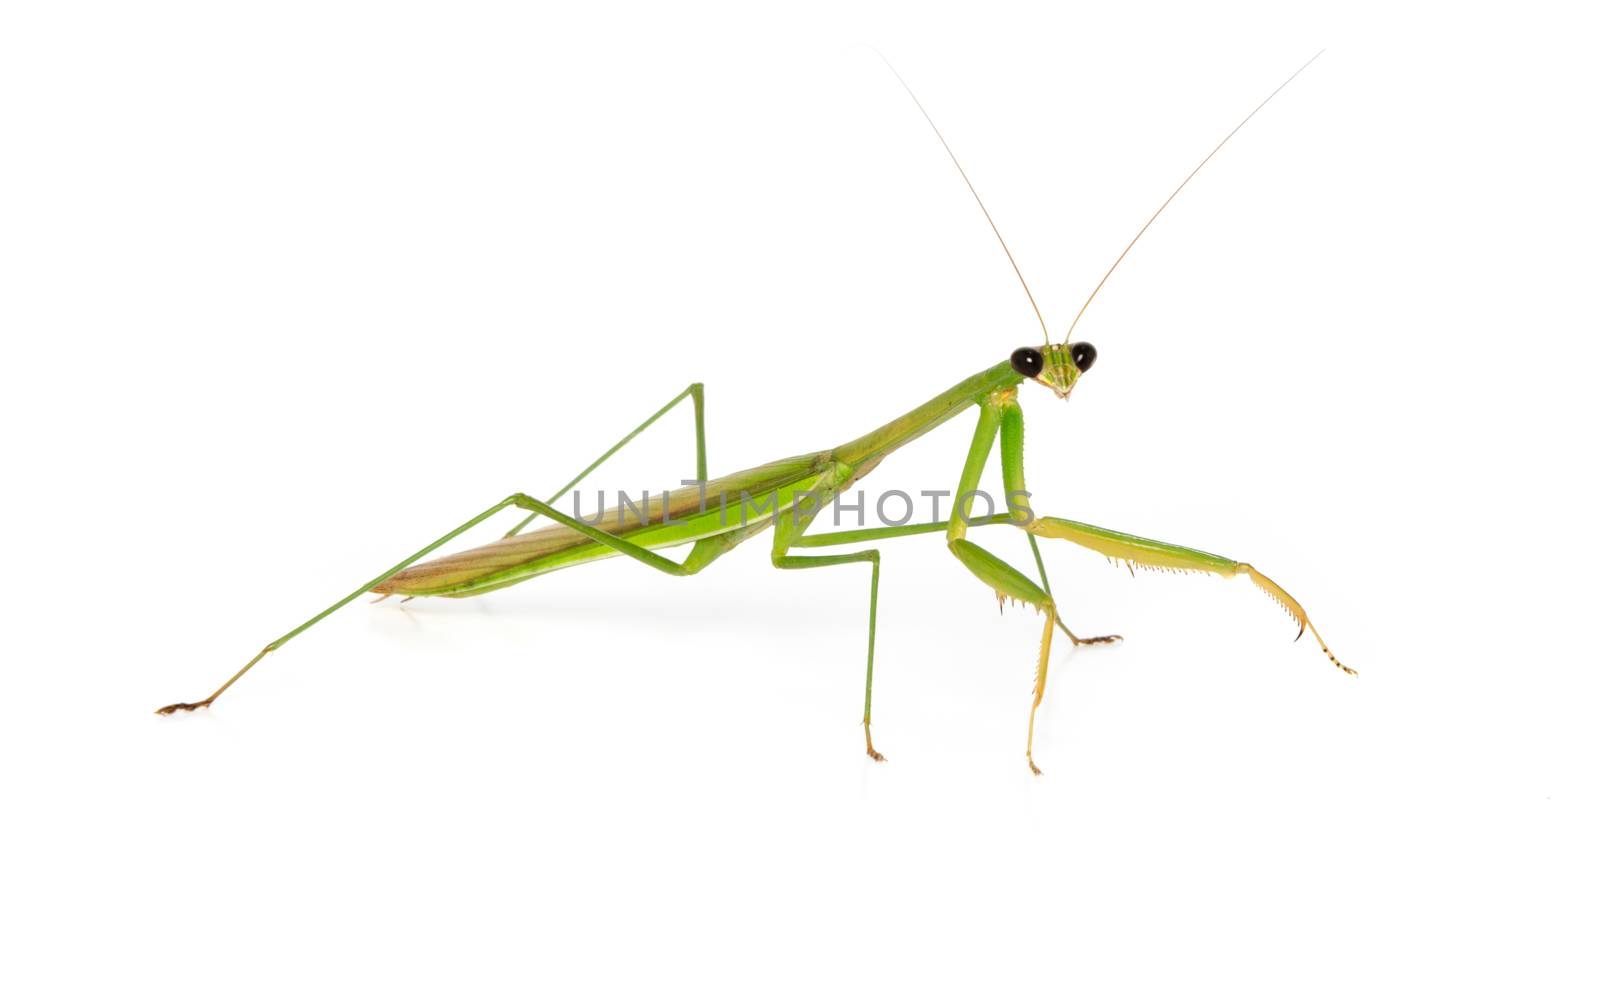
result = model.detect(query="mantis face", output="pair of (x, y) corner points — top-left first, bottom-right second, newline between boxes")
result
(1009, 342), (1096, 399)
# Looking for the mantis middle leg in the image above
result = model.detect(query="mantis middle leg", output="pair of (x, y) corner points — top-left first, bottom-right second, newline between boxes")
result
(998, 394), (1122, 648)
(771, 498), (885, 761)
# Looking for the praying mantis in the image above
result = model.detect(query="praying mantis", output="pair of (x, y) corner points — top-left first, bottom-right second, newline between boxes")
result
(157, 53), (1356, 774)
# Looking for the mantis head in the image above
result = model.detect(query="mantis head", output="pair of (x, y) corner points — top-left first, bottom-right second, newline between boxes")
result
(1009, 342), (1096, 399)
(880, 50), (1319, 409)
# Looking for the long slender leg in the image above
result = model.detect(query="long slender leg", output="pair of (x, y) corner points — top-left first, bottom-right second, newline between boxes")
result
(771, 501), (885, 761)
(1027, 516), (1356, 675)
(773, 549), (884, 760)
(158, 495), (534, 715)
(502, 382), (707, 538)
(157, 491), (739, 715)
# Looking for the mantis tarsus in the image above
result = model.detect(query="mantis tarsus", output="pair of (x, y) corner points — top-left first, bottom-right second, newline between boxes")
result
(158, 53), (1356, 774)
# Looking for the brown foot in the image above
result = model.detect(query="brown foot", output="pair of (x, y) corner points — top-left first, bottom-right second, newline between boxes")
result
(1056, 615), (1123, 647)
(1071, 633), (1123, 646)
(155, 700), (212, 716)
(1028, 756), (1043, 776)
(864, 724), (887, 762)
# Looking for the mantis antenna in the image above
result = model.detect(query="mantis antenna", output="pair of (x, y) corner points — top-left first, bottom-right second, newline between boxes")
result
(1062, 50), (1325, 342)
(873, 49), (1052, 344)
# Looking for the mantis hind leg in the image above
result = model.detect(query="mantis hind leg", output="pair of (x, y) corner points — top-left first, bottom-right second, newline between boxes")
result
(156, 491), (740, 716)
(502, 382), (707, 539)
(1026, 516), (1356, 676)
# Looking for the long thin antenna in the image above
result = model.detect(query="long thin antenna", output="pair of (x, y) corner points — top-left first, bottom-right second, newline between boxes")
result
(1063, 50), (1324, 342)
(874, 50), (1051, 343)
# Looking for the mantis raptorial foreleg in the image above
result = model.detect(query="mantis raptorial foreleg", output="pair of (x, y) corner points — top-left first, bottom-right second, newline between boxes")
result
(948, 538), (1058, 775)
(502, 382), (707, 539)
(943, 394), (1062, 774)
(993, 395), (1351, 673)
(953, 392), (1352, 769)
(1024, 516), (1356, 676)
(157, 490), (739, 715)
(999, 396), (1122, 647)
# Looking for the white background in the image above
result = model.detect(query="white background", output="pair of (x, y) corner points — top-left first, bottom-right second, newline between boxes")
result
(3, 1), (1596, 1002)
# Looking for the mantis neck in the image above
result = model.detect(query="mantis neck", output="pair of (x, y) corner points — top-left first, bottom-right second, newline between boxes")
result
(832, 359), (1020, 469)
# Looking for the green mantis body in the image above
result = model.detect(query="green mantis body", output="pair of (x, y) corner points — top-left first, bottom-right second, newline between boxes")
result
(157, 56), (1355, 773)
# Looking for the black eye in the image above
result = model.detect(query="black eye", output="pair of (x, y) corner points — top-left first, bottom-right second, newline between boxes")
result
(1070, 342), (1096, 372)
(1010, 347), (1044, 378)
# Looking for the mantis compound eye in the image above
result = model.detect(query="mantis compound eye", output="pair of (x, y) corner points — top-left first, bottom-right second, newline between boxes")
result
(1010, 347), (1044, 378)
(1070, 342), (1097, 373)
